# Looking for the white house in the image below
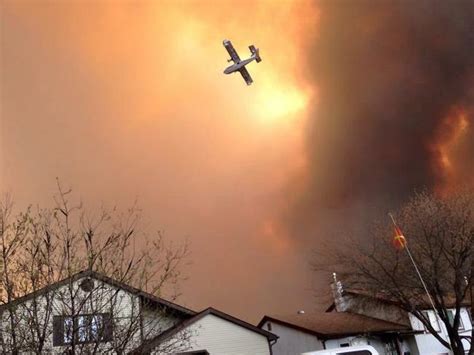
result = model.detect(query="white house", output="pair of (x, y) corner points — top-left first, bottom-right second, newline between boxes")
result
(258, 281), (472, 355)
(258, 311), (415, 355)
(330, 287), (473, 355)
(406, 308), (472, 355)
(135, 308), (278, 354)
(0, 270), (277, 354)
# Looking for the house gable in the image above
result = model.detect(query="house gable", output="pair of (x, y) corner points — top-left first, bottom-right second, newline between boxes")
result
(0, 270), (195, 318)
(0, 270), (195, 354)
(133, 308), (277, 354)
(259, 318), (323, 355)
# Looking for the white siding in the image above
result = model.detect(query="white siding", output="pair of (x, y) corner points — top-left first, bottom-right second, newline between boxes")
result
(335, 293), (409, 326)
(408, 308), (473, 355)
(142, 307), (182, 340)
(160, 314), (271, 355)
(264, 321), (323, 355)
(0, 276), (181, 354)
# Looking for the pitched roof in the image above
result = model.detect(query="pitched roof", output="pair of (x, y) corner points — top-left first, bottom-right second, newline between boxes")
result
(130, 307), (278, 354)
(0, 269), (195, 317)
(341, 288), (472, 309)
(258, 312), (413, 339)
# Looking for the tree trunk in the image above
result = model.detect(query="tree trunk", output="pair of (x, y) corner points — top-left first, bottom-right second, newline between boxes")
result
(451, 342), (465, 355)
(448, 332), (465, 355)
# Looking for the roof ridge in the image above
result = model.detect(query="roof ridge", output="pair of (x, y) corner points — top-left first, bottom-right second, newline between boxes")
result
(0, 269), (195, 316)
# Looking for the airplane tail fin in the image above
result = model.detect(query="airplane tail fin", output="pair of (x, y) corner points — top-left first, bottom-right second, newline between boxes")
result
(249, 45), (261, 63)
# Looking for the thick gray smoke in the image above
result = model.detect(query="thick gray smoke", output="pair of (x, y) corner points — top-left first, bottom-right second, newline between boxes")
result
(287, 0), (474, 241)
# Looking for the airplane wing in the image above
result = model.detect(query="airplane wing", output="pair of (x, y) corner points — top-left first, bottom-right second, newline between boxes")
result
(223, 40), (240, 63)
(239, 67), (253, 85)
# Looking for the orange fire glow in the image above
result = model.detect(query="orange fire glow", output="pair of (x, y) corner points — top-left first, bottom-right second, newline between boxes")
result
(2, 0), (320, 319)
(432, 108), (471, 194)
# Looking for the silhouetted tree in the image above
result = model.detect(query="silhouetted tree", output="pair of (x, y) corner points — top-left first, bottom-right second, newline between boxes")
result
(0, 180), (190, 354)
(315, 189), (473, 355)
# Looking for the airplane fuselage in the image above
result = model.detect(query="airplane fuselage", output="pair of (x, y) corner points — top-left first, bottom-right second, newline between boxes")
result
(222, 39), (261, 85)
(223, 57), (256, 75)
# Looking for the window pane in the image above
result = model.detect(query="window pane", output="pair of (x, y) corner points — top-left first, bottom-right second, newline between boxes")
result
(90, 315), (103, 341)
(429, 312), (440, 332)
(78, 316), (88, 342)
(58, 313), (110, 345)
(64, 318), (73, 344)
(448, 310), (464, 330)
(422, 311), (440, 332)
(447, 310), (454, 326)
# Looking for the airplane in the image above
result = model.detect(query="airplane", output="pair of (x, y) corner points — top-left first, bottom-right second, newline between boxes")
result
(223, 39), (261, 85)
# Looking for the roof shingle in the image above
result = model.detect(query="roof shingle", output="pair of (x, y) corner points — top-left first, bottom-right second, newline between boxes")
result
(259, 312), (412, 338)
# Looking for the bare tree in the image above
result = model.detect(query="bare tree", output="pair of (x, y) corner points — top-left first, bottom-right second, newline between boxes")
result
(314, 189), (473, 355)
(0, 181), (191, 354)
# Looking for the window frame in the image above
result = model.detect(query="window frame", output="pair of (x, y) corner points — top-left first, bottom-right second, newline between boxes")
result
(336, 351), (372, 355)
(421, 310), (441, 333)
(447, 310), (464, 331)
(53, 313), (112, 346)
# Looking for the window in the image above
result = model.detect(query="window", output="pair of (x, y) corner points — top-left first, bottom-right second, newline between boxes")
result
(53, 313), (112, 346)
(421, 311), (440, 332)
(447, 310), (464, 330)
(336, 351), (371, 355)
(63, 317), (73, 344)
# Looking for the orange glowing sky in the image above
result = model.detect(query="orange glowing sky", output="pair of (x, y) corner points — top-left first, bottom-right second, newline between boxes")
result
(1, 0), (319, 321)
(3, 0), (473, 323)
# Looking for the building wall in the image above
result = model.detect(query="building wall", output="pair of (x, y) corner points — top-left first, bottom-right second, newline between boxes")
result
(408, 308), (472, 355)
(159, 314), (272, 355)
(399, 335), (420, 355)
(142, 306), (182, 340)
(259, 320), (400, 355)
(333, 285), (473, 355)
(334, 292), (409, 326)
(261, 320), (323, 355)
(0, 276), (180, 354)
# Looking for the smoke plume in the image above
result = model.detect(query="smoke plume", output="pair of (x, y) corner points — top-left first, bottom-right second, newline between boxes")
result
(286, 0), (474, 240)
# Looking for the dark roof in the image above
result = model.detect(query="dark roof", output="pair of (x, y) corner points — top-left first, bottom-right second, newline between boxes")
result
(258, 312), (413, 339)
(342, 288), (472, 309)
(130, 307), (278, 354)
(0, 269), (195, 317)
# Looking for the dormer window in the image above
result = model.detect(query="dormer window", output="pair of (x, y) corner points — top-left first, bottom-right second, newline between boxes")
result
(421, 310), (441, 333)
(447, 310), (464, 330)
(53, 313), (112, 346)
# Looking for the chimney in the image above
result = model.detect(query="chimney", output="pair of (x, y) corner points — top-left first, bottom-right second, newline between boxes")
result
(330, 272), (348, 312)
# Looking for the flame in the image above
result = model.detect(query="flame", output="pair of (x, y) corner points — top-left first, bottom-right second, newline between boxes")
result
(439, 113), (468, 169)
(432, 108), (470, 194)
